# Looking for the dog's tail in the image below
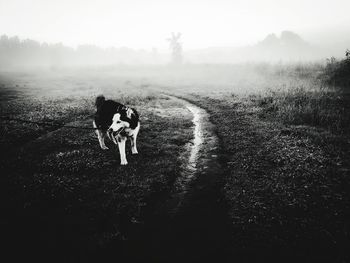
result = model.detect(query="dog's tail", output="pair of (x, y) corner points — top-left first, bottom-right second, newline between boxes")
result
(95, 95), (105, 108)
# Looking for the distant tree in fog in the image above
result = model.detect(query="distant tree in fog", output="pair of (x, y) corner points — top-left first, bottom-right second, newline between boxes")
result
(0, 34), (163, 69)
(167, 32), (183, 64)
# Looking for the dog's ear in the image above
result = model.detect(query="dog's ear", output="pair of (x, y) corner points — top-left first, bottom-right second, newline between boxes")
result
(120, 107), (139, 129)
(126, 108), (133, 119)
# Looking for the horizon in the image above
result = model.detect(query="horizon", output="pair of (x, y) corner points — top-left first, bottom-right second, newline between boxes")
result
(1, 28), (349, 52)
(0, 30), (320, 51)
(0, 0), (349, 50)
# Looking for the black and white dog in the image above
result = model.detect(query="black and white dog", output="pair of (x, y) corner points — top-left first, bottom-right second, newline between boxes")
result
(93, 95), (140, 165)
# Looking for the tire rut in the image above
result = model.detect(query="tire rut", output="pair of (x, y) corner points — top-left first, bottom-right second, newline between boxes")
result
(116, 95), (232, 262)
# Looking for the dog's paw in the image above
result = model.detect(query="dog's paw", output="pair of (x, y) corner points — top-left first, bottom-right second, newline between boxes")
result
(132, 149), (138, 155)
(120, 159), (128, 165)
(100, 145), (109, 150)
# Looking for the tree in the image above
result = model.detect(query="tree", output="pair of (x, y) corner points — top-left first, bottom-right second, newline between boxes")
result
(167, 32), (183, 64)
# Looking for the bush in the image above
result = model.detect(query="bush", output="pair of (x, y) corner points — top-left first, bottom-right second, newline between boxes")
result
(321, 51), (350, 88)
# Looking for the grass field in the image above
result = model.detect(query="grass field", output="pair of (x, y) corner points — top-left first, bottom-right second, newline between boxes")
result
(165, 63), (350, 261)
(0, 72), (195, 260)
(0, 63), (349, 262)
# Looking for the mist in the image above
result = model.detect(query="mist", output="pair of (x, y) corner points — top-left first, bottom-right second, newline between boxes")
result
(2, 1), (350, 261)
(0, 30), (349, 70)
(1, 0), (349, 69)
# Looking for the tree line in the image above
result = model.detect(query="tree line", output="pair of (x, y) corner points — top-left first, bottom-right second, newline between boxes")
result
(0, 35), (163, 69)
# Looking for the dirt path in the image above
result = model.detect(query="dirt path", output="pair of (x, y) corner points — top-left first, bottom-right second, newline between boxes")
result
(2, 92), (232, 262)
(117, 95), (232, 262)
(177, 95), (350, 262)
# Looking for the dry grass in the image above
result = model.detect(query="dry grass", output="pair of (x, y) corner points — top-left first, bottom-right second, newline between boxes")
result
(0, 78), (193, 259)
(245, 62), (350, 134)
(252, 85), (349, 133)
(1, 63), (349, 261)
(163, 62), (350, 261)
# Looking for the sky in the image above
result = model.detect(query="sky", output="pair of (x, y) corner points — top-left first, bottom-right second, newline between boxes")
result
(0, 0), (349, 50)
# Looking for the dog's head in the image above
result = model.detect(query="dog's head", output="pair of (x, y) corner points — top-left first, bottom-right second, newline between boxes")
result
(107, 113), (130, 137)
(107, 107), (139, 140)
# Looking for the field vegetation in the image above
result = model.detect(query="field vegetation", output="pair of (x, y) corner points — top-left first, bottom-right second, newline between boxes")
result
(0, 56), (349, 261)
(0, 76), (193, 260)
(174, 57), (350, 261)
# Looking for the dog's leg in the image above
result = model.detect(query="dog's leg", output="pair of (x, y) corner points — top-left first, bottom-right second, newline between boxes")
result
(117, 137), (128, 165)
(93, 121), (108, 150)
(130, 136), (138, 154)
(100, 132), (109, 150)
(131, 123), (140, 154)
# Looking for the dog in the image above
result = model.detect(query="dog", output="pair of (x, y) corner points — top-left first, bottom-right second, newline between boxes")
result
(93, 95), (140, 165)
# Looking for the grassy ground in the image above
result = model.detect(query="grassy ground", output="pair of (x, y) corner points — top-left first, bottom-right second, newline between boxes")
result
(183, 94), (350, 261)
(0, 74), (193, 261)
(169, 63), (350, 262)
(1, 64), (349, 262)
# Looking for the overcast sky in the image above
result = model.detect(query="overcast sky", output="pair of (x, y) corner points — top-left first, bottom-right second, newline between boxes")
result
(0, 0), (349, 50)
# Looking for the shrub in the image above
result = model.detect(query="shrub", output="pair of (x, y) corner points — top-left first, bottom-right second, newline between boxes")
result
(321, 50), (350, 88)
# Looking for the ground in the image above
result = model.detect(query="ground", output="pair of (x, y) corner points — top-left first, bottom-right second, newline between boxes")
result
(0, 65), (349, 262)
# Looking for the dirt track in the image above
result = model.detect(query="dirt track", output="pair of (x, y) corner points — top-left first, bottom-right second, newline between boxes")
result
(1, 89), (233, 262)
(2, 81), (349, 262)
(97, 95), (233, 262)
(180, 94), (350, 262)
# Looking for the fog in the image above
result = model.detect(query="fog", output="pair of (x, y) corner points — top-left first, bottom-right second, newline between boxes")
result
(0, 0), (349, 68)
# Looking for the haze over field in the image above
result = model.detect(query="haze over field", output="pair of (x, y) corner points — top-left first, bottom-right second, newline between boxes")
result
(0, 0), (349, 66)
(1, 1), (350, 261)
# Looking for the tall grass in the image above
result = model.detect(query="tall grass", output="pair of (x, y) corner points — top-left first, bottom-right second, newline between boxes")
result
(250, 60), (350, 134)
(255, 86), (348, 132)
